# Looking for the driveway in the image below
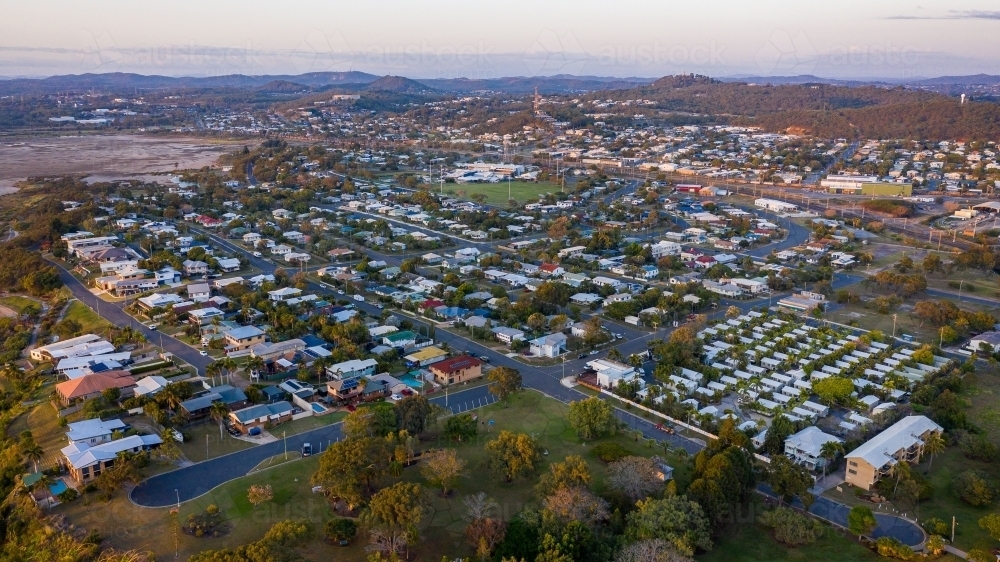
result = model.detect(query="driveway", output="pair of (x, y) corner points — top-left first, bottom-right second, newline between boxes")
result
(758, 484), (925, 547)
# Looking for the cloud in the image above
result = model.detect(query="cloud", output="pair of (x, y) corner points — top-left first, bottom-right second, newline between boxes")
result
(886, 10), (1000, 20)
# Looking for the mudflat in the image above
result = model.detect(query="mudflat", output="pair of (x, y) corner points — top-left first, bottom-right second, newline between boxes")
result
(0, 134), (237, 193)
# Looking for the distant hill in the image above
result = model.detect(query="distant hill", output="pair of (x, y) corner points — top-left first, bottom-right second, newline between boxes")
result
(363, 75), (435, 94)
(422, 75), (654, 94)
(255, 80), (311, 93)
(0, 71), (379, 95)
(911, 73), (1000, 86)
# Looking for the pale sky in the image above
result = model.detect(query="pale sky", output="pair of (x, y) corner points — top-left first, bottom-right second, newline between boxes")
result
(1, 0), (999, 79)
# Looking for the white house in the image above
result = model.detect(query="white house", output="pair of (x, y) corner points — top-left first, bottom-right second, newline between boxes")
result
(529, 333), (567, 358)
(492, 326), (526, 345)
(187, 283), (211, 303)
(784, 426), (842, 470)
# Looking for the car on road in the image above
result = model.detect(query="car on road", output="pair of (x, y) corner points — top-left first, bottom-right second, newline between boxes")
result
(337, 290), (345, 295)
(614, 333), (624, 340)
(301, 443), (312, 457)
(589, 350), (599, 355)
(146, 324), (158, 330)
(353, 294), (364, 302)
(252, 251), (262, 258)
(479, 355), (490, 363)
(376, 304), (384, 309)
(655, 423), (676, 435)
(199, 350), (208, 356)
(577, 353), (587, 359)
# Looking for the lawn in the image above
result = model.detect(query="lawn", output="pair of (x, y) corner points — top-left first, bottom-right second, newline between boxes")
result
(55, 391), (687, 562)
(444, 180), (564, 205)
(177, 422), (256, 463)
(63, 300), (110, 333)
(6, 402), (65, 471)
(0, 295), (39, 314)
(699, 519), (884, 562)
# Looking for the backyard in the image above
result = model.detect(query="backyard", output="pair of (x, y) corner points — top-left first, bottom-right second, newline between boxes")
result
(63, 299), (111, 333)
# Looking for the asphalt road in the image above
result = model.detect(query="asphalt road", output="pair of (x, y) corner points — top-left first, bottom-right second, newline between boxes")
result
(50, 262), (213, 374)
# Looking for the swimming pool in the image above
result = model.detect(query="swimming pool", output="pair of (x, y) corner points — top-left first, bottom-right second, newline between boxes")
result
(311, 403), (329, 414)
(401, 374), (425, 390)
(49, 480), (67, 496)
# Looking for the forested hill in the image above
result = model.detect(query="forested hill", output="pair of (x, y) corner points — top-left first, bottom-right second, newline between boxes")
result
(605, 75), (1000, 140)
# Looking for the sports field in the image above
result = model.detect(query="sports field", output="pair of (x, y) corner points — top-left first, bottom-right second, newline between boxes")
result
(445, 180), (564, 205)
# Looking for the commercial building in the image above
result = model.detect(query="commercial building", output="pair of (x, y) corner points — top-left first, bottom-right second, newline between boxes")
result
(429, 355), (483, 385)
(844, 416), (943, 491)
(754, 198), (798, 214)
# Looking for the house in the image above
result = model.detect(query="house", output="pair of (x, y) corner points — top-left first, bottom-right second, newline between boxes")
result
(382, 331), (417, 348)
(216, 258), (241, 272)
(250, 339), (306, 361)
(243, 232), (262, 245)
(529, 333), (567, 358)
(592, 276), (621, 288)
(326, 358), (378, 379)
(538, 263), (565, 277)
(285, 252), (312, 264)
(492, 326), (526, 345)
(650, 241), (682, 258)
(55, 371), (136, 406)
(327, 376), (364, 401)
(570, 293), (603, 306)
(137, 293), (185, 311)
(224, 326), (266, 351)
(183, 260), (209, 276)
(65, 418), (127, 446)
(429, 355), (483, 385)
(187, 283), (211, 303)
(327, 248), (354, 260)
(268, 287), (302, 302)
(587, 359), (640, 388)
(180, 385), (249, 420)
(30, 334), (108, 362)
(188, 307), (224, 325)
(967, 331), (1000, 353)
(844, 416), (943, 491)
(62, 434), (162, 483)
(133, 375), (169, 398)
(229, 402), (294, 434)
(784, 426), (842, 470)
(271, 244), (292, 256)
(404, 346), (448, 367)
(284, 231), (305, 243)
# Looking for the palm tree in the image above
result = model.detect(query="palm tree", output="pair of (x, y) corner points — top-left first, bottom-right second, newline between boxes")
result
(21, 442), (44, 473)
(921, 432), (946, 473)
(819, 440), (844, 483)
(890, 460), (911, 496)
(209, 402), (230, 441)
(205, 361), (221, 386)
(158, 383), (184, 412)
(219, 358), (238, 385)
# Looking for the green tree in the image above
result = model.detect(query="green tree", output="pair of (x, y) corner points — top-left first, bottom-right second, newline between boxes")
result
(625, 496), (713, 557)
(312, 437), (390, 510)
(485, 431), (540, 482)
(953, 470), (996, 506)
(209, 401), (230, 442)
(394, 395), (431, 435)
(488, 366), (523, 407)
(362, 482), (424, 558)
(444, 413), (478, 441)
(535, 455), (591, 497)
(567, 397), (619, 440)
(921, 431), (945, 473)
(979, 513), (1000, 542)
(420, 449), (466, 497)
(812, 377), (854, 406)
(819, 440), (844, 482)
(847, 505), (877, 539)
(766, 456), (813, 505)
(325, 518), (358, 544)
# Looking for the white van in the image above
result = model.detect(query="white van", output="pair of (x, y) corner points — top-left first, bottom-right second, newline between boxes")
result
(353, 294), (365, 302)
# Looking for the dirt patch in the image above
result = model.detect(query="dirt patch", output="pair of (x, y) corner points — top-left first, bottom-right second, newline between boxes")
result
(0, 135), (238, 191)
(0, 305), (16, 318)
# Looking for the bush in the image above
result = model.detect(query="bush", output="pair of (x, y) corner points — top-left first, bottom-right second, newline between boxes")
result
(953, 470), (996, 506)
(324, 518), (357, 543)
(959, 434), (1000, 462)
(922, 517), (949, 536)
(57, 488), (79, 502)
(925, 535), (945, 557)
(592, 442), (630, 463)
(758, 507), (824, 546)
(875, 536), (914, 560)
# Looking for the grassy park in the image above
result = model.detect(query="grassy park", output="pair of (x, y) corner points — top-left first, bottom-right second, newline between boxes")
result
(444, 180), (563, 205)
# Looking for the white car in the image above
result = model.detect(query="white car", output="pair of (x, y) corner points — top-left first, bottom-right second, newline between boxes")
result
(252, 251), (262, 258)
(199, 350), (208, 356)
(337, 290), (345, 295)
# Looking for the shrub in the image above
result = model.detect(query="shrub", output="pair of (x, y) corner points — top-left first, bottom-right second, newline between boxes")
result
(922, 517), (949, 536)
(592, 442), (630, 463)
(875, 536), (914, 560)
(759, 507), (824, 546)
(925, 535), (945, 557)
(953, 470), (996, 506)
(324, 518), (357, 543)
(959, 434), (1000, 462)
(57, 488), (79, 502)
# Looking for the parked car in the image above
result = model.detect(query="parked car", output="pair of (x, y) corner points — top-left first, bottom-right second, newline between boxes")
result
(655, 423), (676, 435)
(252, 251), (262, 258)
(577, 353), (587, 359)
(353, 294), (364, 302)
(479, 355), (490, 363)
(301, 443), (312, 457)
(200, 350), (208, 356)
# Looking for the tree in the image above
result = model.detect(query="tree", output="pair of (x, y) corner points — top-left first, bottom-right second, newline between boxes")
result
(488, 367), (523, 406)
(953, 470), (996, 506)
(535, 455), (591, 497)
(819, 440), (844, 482)
(847, 505), (877, 539)
(567, 397), (618, 440)
(344, 404), (398, 439)
(758, 507), (824, 546)
(485, 431), (540, 482)
(527, 313), (547, 333)
(247, 484), (274, 508)
(543, 486), (610, 528)
(420, 449), (466, 496)
(325, 518), (358, 544)
(766, 456), (813, 505)
(21, 442), (43, 473)
(394, 395), (431, 435)
(889, 458), (911, 496)
(444, 413), (478, 441)
(812, 377), (854, 406)
(464, 493), (506, 562)
(209, 401), (230, 441)
(312, 437), (390, 510)
(625, 496), (713, 557)
(725, 306), (740, 319)
(921, 431), (945, 473)
(607, 456), (665, 502)
(979, 513), (1000, 542)
(362, 482), (424, 558)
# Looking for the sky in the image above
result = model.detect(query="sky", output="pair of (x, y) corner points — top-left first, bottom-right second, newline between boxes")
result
(1, 0), (999, 80)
